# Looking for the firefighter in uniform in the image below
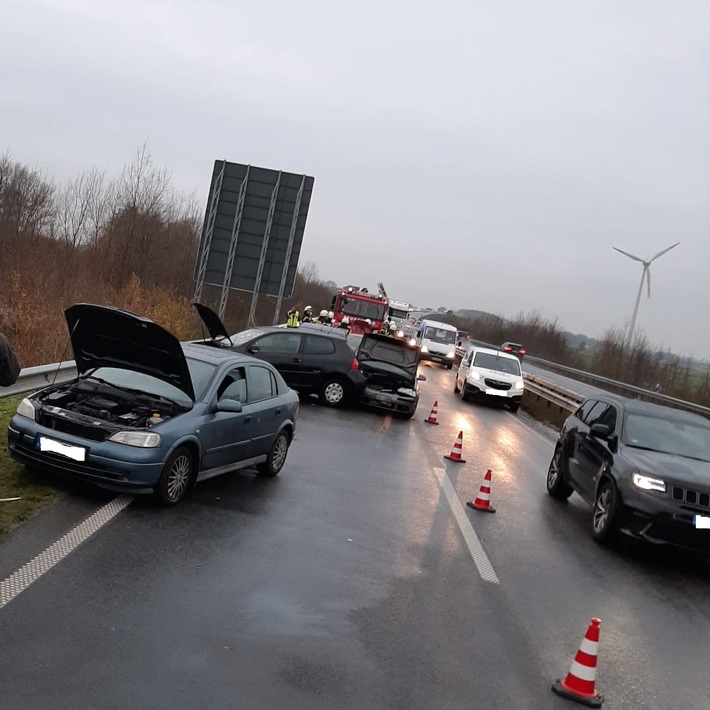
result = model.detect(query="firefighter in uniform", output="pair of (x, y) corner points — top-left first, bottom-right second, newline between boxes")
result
(337, 316), (351, 336)
(302, 306), (314, 323)
(286, 308), (300, 327)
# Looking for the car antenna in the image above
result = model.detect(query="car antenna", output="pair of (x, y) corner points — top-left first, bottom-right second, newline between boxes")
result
(51, 316), (82, 387)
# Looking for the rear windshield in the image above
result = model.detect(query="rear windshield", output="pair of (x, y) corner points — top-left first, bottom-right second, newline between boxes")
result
(423, 326), (456, 344)
(623, 414), (710, 462)
(472, 352), (521, 376)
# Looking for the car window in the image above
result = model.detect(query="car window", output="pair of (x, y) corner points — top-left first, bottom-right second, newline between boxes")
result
(623, 414), (710, 462)
(595, 404), (618, 430)
(575, 400), (598, 422)
(217, 367), (247, 402)
(472, 352), (521, 375)
(303, 335), (336, 355)
(585, 402), (612, 428)
(255, 333), (302, 354)
(248, 366), (278, 401)
(229, 328), (269, 346)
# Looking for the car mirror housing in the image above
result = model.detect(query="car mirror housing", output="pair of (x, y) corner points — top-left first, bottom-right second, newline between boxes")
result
(215, 399), (243, 414)
(590, 423), (610, 439)
(247, 345), (260, 354)
(417, 374), (427, 381)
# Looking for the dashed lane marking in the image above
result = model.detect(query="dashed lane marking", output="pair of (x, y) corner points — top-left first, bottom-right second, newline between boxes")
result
(0, 495), (133, 610)
(433, 467), (500, 585)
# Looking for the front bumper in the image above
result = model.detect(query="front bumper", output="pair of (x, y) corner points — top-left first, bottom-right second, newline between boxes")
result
(465, 378), (523, 402)
(360, 387), (418, 416)
(617, 482), (710, 553)
(7, 419), (167, 494)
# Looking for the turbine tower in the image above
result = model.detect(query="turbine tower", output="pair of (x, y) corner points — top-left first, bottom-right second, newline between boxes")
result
(613, 241), (680, 349)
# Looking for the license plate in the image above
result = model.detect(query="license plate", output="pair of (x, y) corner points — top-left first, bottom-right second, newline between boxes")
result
(485, 389), (508, 396)
(694, 515), (710, 529)
(35, 435), (87, 462)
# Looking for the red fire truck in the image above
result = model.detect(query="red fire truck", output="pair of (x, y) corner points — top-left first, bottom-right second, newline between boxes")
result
(330, 284), (388, 335)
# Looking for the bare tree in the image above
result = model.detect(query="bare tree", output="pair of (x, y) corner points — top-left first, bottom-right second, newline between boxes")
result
(52, 167), (107, 247)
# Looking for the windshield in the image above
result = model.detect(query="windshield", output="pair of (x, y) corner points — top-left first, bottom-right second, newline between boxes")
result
(341, 298), (386, 321)
(389, 307), (409, 320)
(472, 352), (521, 376)
(228, 328), (269, 346)
(84, 358), (215, 404)
(623, 413), (710, 462)
(423, 326), (457, 345)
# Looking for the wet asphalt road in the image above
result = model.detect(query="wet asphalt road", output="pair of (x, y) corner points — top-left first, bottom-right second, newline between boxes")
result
(1, 364), (710, 709)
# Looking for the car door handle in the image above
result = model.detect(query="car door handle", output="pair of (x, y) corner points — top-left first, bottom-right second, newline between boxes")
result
(292, 357), (302, 363)
(244, 416), (252, 424)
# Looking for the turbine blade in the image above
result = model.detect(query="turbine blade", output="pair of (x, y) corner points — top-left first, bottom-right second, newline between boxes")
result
(613, 247), (644, 262)
(650, 241), (680, 262)
(646, 267), (651, 298)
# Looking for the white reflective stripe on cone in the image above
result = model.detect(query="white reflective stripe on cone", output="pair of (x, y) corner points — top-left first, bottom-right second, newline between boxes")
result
(579, 638), (599, 655)
(568, 660), (597, 682)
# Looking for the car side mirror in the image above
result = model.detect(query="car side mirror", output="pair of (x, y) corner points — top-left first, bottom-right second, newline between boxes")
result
(247, 345), (260, 354)
(418, 374), (427, 381)
(215, 399), (243, 413)
(589, 423), (610, 439)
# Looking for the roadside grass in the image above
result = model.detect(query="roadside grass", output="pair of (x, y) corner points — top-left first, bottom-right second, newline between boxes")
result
(0, 396), (61, 535)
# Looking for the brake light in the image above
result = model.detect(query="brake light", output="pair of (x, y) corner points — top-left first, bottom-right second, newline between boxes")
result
(504, 346), (512, 351)
(351, 356), (359, 371)
(519, 349), (526, 355)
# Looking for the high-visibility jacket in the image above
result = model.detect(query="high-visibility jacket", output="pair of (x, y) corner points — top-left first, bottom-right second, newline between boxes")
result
(286, 310), (300, 328)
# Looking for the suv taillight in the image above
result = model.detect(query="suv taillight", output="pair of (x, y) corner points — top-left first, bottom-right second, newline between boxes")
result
(519, 349), (526, 355)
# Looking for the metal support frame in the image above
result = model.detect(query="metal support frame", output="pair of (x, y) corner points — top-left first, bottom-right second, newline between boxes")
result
(272, 175), (306, 324)
(217, 165), (251, 321)
(247, 171), (282, 327)
(193, 160), (226, 304)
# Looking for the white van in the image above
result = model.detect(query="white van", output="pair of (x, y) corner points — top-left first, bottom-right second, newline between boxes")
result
(415, 319), (458, 369)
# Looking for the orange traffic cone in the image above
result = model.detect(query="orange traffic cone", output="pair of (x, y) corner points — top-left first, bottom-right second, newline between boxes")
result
(444, 431), (466, 463)
(424, 401), (440, 425)
(466, 469), (496, 513)
(551, 618), (604, 707)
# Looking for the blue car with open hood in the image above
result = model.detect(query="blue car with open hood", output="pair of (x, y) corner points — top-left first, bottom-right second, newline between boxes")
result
(7, 303), (299, 505)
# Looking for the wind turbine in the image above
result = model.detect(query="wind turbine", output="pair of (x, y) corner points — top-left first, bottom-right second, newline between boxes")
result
(613, 241), (680, 349)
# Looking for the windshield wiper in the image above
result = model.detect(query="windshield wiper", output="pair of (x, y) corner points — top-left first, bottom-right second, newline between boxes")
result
(83, 375), (183, 409)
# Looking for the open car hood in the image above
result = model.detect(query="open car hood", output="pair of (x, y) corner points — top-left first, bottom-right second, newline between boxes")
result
(65, 304), (196, 401)
(192, 302), (231, 342)
(356, 333), (420, 375)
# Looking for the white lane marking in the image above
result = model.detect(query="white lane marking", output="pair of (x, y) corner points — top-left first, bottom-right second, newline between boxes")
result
(0, 495), (133, 610)
(433, 467), (500, 585)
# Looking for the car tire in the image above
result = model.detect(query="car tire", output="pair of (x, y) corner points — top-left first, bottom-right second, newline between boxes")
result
(155, 446), (195, 506)
(320, 378), (347, 408)
(257, 430), (291, 477)
(592, 478), (623, 546)
(508, 401), (520, 413)
(453, 377), (460, 393)
(546, 447), (573, 500)
(446, 363), (453, 370)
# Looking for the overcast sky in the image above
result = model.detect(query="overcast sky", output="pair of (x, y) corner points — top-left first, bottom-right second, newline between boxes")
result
(3, 0), (709, 359)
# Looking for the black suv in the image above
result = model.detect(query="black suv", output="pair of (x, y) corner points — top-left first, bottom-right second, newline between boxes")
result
(191, 305), (366, 408)
(546, 393), (710, 553)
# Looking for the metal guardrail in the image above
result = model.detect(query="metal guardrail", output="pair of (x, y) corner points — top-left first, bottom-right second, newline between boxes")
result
(524, 355), (710, 418)
(523, 375), (582, 413)
(0, 361), (78, 400)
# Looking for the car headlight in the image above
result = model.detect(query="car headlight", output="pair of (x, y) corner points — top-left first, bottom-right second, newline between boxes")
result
(469, 371), (481, 381)
(446, 351), (455, 358)
(397, 330), (404, 338)
(515, 380), (524, 390)
(421, 345), (428, 353)
(408, 338), (417, 347)
(397, 388), (417, 398)
(632, 473), (666, 492)
(108, 431), (161, 448)
(16, 397), (36, 420)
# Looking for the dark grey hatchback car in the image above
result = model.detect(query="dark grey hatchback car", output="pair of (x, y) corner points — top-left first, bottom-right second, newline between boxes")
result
(192, 304), (366, 408)
(546, 393), (710, 553)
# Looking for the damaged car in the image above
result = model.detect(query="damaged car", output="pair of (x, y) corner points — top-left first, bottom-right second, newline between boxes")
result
(354, 333), (426, 420)
(7, 304), (299, 506)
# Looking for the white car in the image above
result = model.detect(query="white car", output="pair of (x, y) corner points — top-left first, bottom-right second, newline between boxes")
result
(454, 346), (524, 413)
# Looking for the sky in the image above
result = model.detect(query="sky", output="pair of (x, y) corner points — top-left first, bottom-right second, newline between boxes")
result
(2, 0), (709, 359)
